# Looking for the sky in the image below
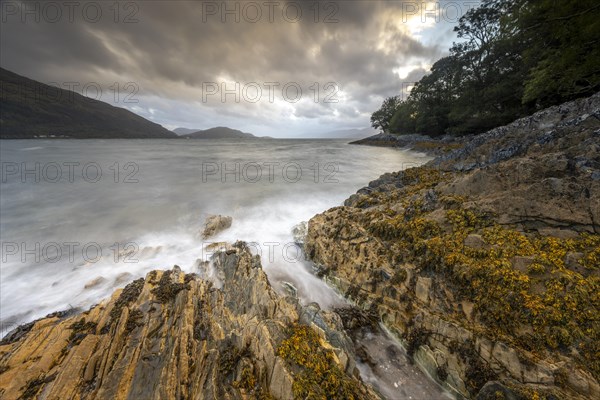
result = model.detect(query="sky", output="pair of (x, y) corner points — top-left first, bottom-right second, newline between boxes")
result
(0, 0), (476, 137)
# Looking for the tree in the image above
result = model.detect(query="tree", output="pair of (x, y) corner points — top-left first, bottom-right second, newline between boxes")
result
(371, 96), (400, 133)
(372, 0), (600, 137)
(514, 0), (600, 106)
(410, 56), (461, 136)
(389, 100), (416, 134)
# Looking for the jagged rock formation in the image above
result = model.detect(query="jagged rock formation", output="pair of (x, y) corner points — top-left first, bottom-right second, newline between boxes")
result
(0, 243), (378, 400)
(306, 94), (600, 399)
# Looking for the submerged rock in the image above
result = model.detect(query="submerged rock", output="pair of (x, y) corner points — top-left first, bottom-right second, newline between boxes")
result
(281, 281), (298, 298)
(84, 276), (107, 289)
(113, 272), (133, 286)
(0, 244), (378, 400)
(201, 214), (233, 239)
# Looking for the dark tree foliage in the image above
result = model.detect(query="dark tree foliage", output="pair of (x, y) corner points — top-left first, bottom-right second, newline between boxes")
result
(371, 95), (401, 133)
(518, 0), (600, 106)
(373, 0), (600, 137)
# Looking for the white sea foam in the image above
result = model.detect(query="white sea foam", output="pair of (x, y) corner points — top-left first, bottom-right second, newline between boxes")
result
(0, 139), (431, 336)
(19, 146), (44, 151)
(0, 139), (458, 398)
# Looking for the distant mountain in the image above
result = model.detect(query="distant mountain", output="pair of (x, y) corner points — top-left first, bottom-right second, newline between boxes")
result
(182, 127), (257, 139)
(172, 127), (198, 135)
(324, 127), (379, 139)
(0, 68), (176, 139)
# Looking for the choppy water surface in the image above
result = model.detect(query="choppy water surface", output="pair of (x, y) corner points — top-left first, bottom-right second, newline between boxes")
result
(0, 138), (451, 398)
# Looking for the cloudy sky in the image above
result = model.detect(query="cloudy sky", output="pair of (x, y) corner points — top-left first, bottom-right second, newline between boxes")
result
(1, 0), (474, 137)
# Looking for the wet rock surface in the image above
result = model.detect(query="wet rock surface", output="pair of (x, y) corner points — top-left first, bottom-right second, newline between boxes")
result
(291, 221), (308, 247)
(0, 243), (378, 400)
(334, 307), (452, 399)
(201, 214), (233, 239)
(307, 93), (600, 399)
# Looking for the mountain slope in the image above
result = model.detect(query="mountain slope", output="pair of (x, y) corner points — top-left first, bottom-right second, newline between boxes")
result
(172, 127), (198, 135)
(0, 68), (176, 139)
(182, 126), (256, 139)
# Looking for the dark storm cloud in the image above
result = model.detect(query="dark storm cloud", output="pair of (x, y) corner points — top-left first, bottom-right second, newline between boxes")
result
(0, 0), (455, 136)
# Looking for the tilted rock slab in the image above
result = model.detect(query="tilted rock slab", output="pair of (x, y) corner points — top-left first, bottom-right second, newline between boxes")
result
(0, 243), (377, 400)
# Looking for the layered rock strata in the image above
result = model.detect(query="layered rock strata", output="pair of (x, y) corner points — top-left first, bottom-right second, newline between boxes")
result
(0, 243), (378, 400)
(306, 94), (600, 399)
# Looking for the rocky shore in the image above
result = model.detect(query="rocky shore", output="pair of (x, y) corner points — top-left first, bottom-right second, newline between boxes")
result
(1, 94), (598, 400)
(0, 243), (379, 400)
(306, 93), (600, 399)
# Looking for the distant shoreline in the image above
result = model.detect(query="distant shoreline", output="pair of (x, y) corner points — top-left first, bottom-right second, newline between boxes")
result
(350, 132), (465, 156)
(0, 136), (364, 140)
